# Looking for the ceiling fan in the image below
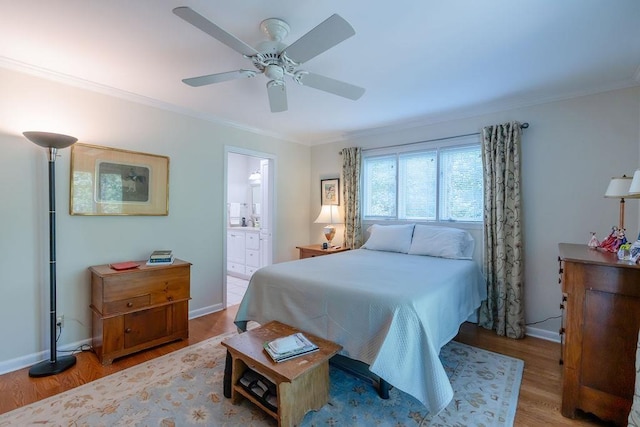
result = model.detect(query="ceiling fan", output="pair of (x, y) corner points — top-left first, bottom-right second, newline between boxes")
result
(173, 7), (365, 113)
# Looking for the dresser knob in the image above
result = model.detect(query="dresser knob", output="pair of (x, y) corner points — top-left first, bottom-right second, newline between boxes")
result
(125, 328), (132, 333)
(168, 296), (173, 301)
(127, 302), (133, 307)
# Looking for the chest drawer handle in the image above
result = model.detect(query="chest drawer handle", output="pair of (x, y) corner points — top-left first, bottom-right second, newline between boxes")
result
(125, 328), (132, 333)
(167, 296), (174, 301)
(127, 302), (134, 307)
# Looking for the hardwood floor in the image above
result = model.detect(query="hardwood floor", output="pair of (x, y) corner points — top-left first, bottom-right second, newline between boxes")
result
(0, 305), (618, 425)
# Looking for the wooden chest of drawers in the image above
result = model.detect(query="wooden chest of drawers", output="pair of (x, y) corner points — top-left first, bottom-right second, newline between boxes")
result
(559, 243), (640, 425)
(89, 259), (191, 365)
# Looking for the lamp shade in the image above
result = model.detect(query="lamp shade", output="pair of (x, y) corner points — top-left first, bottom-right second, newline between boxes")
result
(629, 170), (640, 195)
(314, 205), (342, 224)
(23, 131), (77, 149)
(604, 176), (633, 198)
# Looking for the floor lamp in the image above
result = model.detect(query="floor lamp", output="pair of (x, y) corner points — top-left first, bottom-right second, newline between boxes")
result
(24, 131), (78, 377)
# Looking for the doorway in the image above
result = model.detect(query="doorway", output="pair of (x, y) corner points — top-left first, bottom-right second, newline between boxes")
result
(224, 147), (275, 307)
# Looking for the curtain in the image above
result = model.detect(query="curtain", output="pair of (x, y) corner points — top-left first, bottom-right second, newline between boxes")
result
(479, 121), (525, 339)
(341, 147), (363, 249)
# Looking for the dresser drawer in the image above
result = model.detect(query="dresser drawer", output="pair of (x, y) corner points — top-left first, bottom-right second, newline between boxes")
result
(101, 267), (190, 308)
(103, 294), (151, 315)
(246, 249), (260, 268)
(228, 261), (245, 275)
(246, 231), (260, 250)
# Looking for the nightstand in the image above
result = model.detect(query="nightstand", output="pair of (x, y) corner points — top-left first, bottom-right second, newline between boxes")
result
(296, 244), (349, 259)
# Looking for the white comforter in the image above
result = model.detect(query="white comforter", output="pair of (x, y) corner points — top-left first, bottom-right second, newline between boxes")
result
(234, 249), (486, 414)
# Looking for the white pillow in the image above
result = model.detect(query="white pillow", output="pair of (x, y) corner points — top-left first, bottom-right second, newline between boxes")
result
(408, 225), (474, 259)
(361, 224), (415, 253)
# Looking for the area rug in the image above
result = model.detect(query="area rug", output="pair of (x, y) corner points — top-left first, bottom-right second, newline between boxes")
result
(0, 332), (523, 427)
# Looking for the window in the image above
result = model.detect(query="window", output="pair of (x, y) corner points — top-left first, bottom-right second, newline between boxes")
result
(362, 138), (483, 222)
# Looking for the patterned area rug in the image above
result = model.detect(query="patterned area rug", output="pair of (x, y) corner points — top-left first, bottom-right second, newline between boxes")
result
(0, 332), (523, 427)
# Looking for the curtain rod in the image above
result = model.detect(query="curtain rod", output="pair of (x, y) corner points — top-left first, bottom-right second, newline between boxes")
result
(339, 122), (529, 154)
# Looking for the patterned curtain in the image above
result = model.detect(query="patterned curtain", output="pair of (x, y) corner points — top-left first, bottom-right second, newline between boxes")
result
(341, 147), (363, 249)
(479, 121), (525, 339)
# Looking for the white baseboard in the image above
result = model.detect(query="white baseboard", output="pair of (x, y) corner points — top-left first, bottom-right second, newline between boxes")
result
(189, 303), (224, 319)
(526, 325), (561, 343)
(0, 305), (230, 376)
(0, 337), (92, 376)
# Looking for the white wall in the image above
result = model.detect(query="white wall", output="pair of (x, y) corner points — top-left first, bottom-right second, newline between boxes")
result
(0, 67), (311, 371)
(310, 86), (640, 340)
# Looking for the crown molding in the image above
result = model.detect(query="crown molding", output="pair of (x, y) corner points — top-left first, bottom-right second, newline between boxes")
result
(0, 56), (298, 144)
(313, 78), (640, 145)
(3, 56), (638, 148)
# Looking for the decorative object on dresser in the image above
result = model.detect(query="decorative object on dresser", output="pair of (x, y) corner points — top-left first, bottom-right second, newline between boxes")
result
(23, 131), (78, 378)
(146, 249), (175, 265)
(559, 243), (640, 425)
(227, 228), (261, 278)
(314, 205), (342, 246)
(70, 143), (169, 216)
(296, 243), (349, 259)
(603, 174), (640, 244)
(89, 259), (191, 365)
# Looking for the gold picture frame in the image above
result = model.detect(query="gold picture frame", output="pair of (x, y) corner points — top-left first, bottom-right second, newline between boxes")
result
(70, 143), (169, 216)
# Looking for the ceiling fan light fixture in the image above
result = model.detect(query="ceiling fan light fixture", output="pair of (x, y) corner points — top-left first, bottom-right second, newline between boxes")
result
(264, 64), (284, 81)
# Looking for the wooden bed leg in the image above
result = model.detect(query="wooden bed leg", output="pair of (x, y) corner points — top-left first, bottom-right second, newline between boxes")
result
(378, 378), (390, 399)
(223, 350), (232, 398)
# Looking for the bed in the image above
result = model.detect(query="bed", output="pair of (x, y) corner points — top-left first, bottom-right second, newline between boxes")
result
(234, 224), (487, 415)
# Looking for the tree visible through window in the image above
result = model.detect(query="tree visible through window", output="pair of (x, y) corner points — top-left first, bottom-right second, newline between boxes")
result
(363, 141), (483, 222)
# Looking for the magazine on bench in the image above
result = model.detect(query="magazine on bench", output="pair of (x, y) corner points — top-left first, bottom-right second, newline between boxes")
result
(263, 332), (319, 362)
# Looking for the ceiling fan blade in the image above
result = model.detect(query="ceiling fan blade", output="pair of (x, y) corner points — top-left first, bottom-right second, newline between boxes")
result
(173, 7), (258, 56)
(297, 72), (365, 100)
(182, 70), (257, 87)
(283, 14), (355, 64)
(267, 81), (287, 112)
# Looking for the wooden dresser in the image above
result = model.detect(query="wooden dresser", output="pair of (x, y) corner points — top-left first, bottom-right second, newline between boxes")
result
(89, 259), (191, 365)
(559, 243), (640, 425)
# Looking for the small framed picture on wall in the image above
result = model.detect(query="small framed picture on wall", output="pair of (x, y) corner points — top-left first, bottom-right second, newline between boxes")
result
(320, 178), (340, 205)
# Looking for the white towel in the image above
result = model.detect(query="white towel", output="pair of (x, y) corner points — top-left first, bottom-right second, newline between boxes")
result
(229, 203), (240, 218)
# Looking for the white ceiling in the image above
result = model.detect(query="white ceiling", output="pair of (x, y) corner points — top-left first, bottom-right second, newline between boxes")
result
(1, 1), (639, 145)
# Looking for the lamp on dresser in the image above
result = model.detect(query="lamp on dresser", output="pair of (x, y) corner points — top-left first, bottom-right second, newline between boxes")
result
(604, 175), (640, 239)
(314, 205), (342, 247)
(24, 131), (78, 377)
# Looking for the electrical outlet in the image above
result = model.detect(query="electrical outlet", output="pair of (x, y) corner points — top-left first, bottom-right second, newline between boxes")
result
(56, 314), (64, 328)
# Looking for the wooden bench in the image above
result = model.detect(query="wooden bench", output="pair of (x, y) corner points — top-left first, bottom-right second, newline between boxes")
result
(221, 321), (342, 427)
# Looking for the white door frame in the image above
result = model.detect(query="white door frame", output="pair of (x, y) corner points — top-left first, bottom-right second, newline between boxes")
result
(223, 146), (276, 308)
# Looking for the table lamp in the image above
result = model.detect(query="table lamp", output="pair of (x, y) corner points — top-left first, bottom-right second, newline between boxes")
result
(314, 205), (342, 246)
(604, 175), (638, 232)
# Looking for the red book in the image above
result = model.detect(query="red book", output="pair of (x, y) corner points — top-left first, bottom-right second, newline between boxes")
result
(109, 261), (140, 271)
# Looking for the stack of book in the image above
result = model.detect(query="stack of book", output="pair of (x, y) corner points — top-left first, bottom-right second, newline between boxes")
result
(146, 250), (174, 266)
(263, 332), (319, 363)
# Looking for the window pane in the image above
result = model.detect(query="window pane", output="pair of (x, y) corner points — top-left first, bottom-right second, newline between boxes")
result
(399, 151), (436, 220)
(439, 145), (483, 221)
(363, 156), (396, 217)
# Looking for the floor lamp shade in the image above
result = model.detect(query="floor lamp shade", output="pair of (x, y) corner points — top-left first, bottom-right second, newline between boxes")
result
(24, 131), (78, 377)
